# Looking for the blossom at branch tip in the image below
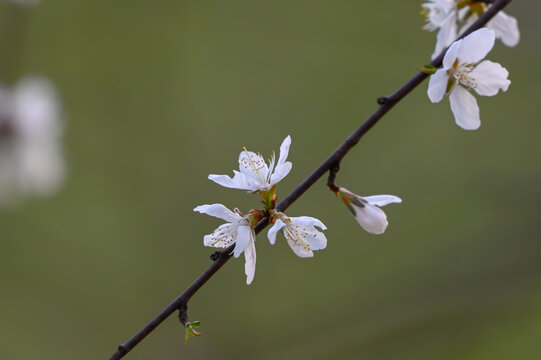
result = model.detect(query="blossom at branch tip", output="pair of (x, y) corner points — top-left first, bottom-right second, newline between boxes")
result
(267, 212), (327, 258)
(339, 188), (402, 235)
(208, 135), (292, 192)
(0, 77), (65, 205)
(427, 28), (510, 130)
(194, 204), (257, 284)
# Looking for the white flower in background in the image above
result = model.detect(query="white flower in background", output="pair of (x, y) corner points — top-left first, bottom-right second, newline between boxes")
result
(338, 188), (402, 235)
(427, 28), (510, 130)
(422, 1), (520, 58)
(0, 77), (65, 205)
(267, 212), (327, 258)
(422, 0), (458, 59)
(194, 204), (257, 285)
(7, 0), (40, 6)
(209, 135), (292, 192)
(460, 8), (520, 47)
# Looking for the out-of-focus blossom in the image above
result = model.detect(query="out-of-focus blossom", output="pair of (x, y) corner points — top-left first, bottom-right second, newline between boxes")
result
(422, 0), (520, 59)
(459, 3), (520, 47)
(0, 77), (65, 205)
(7, 0), (40, 6)
(422, 0), (459, 59)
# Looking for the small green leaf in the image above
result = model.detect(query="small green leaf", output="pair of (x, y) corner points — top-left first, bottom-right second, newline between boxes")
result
(184, 321), (203, 345)
(420, 65), (438, 75)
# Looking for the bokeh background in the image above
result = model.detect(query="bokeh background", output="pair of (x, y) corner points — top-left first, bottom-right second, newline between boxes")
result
(1, 1), (539, 359)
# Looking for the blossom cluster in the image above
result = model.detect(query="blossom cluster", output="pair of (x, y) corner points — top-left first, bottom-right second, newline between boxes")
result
(422, 0), (519, 59)
(195, 136), (401, 284)
(192, 2), (519, 285)
(423, 1), (518, 130)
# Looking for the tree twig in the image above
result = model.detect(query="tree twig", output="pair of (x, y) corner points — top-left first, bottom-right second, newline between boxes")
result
(108, 1), (514, 358)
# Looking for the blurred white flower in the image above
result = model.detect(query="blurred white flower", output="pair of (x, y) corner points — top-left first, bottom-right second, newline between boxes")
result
(427, 28), (510, 130)
(208, 135), (292, 192)
(459, 4), (520, 47)
(194, 204), (258, 285)
(267, 212), (327, 258)
(338, 188), (402, 235)
(7, 0), (40, 5)
(422, 0), (458, 59)
(422, 1), (520, 59)
(0, 77), (65, 205)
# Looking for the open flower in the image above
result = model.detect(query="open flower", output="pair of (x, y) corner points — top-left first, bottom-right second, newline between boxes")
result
(427, 28), (510, 130)
(267, 212), (327, 258)
(339, 188), (402, 235)
(422, 0), (458, 59)
(194, 204), (258, 284)
(0, 77), (65, 205)
(208, 135), (292, 192)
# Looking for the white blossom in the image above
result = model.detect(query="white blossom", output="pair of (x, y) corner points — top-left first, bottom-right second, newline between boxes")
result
(422, 1), (520, 59)
(7, 0), (40, 5)
(339, 188), (402, 235)
(208, 135), (292, 192)
(459, 5), (520, 47)
(427, 28), (510, 130)
(422, 0), (459, 59)
(267, 212), (327, 258)
(0, 77), (65, 205)
(194, 204), (257, 284)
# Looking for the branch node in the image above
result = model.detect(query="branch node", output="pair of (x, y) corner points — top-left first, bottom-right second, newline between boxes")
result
(210, 251), (221, 261)
(377, 96), (390, 105)
(327, 163), (341, 195)
(178, 303), (189, 326)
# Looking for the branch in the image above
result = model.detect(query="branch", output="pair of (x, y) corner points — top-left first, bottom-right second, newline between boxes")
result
(108, 1), (514, 358)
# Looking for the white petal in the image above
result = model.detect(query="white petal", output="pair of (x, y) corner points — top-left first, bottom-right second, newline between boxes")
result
(208, 171), (255, 191)
(194, 203), (240, 223)
(290, 217), (327, 251)
(285, 229), (314, 258)
(283, 217), (327, 257)
(269, 161), (292, 187)
(458, 13), (475, 38)
(432, 13), (458, 59)
(489, 12), (519, 47)
(233, 225), (253, 258)
(290, 216), (327, 231)
(449, 86), (480, 130)
(428, 69), (449, 103)
(238, 151), (269, 184)
(277, 135), (291, 166)
(244, 238), (256, 285)
(470, 60), (510, 96)
(267, 219), (285, 245)
(363, 195), (402, 207)
(353, 203), (388, 235)
(443, 39), (462, 70)
(203, 223), (237, 248)
(457, 28), (495, 65)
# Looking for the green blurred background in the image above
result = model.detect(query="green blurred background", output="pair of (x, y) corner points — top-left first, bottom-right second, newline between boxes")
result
(1, 1), (539, 359)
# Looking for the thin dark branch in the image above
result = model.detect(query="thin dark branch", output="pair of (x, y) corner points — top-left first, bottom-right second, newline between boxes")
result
(108, 1), (514, 358)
